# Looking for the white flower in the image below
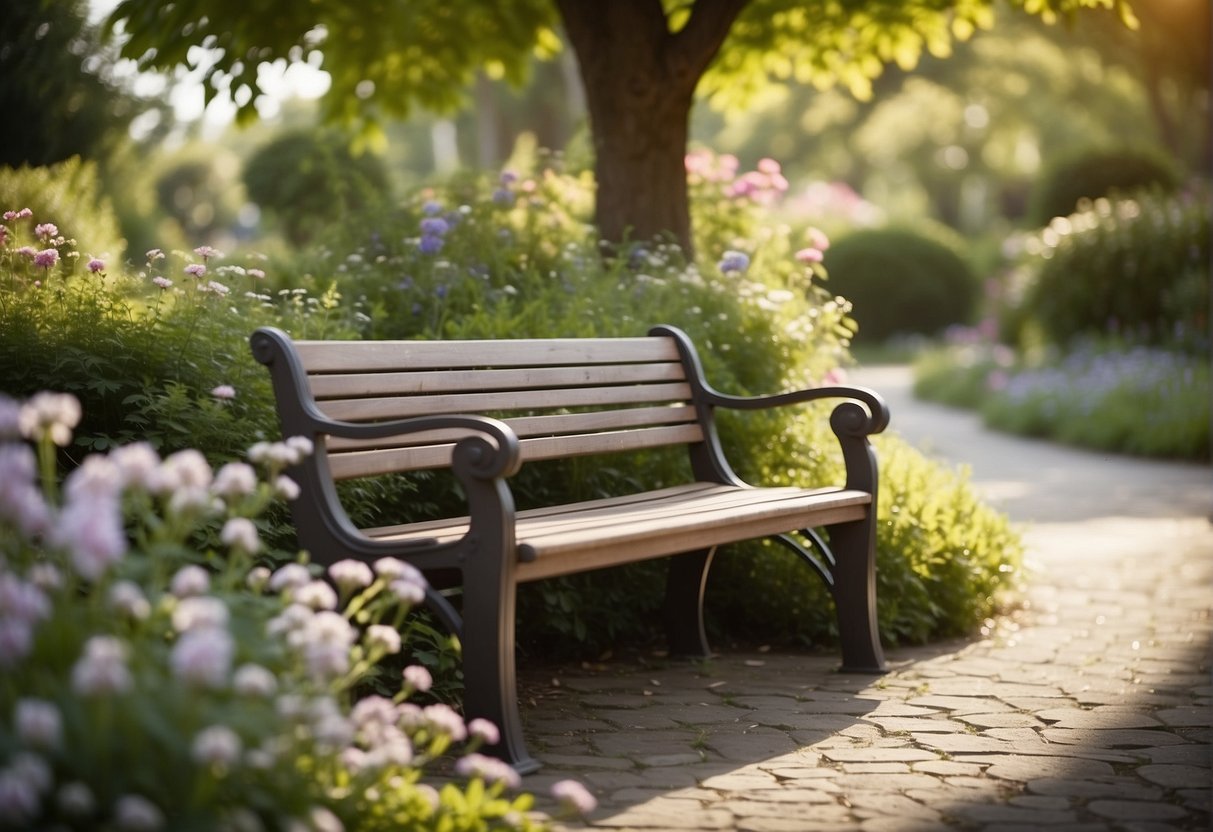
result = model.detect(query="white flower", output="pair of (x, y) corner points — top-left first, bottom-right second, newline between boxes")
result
(109, 442), (161, 490)
(109, 580), (151, 620)
(172, 596), (230, 633)
(246, 565), (272, 591)
(285, 436), (314, 458)
(220, 517), (261, 554)
(212, 462), (257, 497)
(8, 752), (51, 793)
(454, 753), (520, 789)
(192, 724), (243, 768)
(306, 806), (344, 832)
(0, 618), (34, 668)
(114, 793), (164, 831)
(57, 782), (96, 817)
(551, 779), (598, 815)
(295, 611), (356, 680)
(372, 557), (423, 583)
(170, 564), (211, 597)
(467, 718), (500, 746)
(64, 454), (122, 502)
(267, 603), (314, 638)
(311, 713), (354, 750)
(0, 574), (49, 623)
(269, 563), (312, 592)
(328, 559), (373, 592)
(365, 625), (401, 655)
(274, 475), (301, 500)
(26, 563), (62, 591)
(18, 391), (81, 446)
(292, 580), (337, 611)
(170, 627), (233, 689)
(54, 496), (126, 581)
(71, 636), (133, 696)
(15, 698), (62, 750)
(155, 449), (213, 493)
(389, 579), (425, 606)
(422, 703), (466, 741)
(233, 664), (278, 697)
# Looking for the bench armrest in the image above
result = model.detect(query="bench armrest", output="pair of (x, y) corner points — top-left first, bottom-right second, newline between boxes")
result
(319, 414), (522, 480)
(702, 385), (889, 437)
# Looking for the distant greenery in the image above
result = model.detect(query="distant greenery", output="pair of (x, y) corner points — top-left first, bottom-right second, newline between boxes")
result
(824, 224), (979, 343)
(1028, 145), (1180, 226)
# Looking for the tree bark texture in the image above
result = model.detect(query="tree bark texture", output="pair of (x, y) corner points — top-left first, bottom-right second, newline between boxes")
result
(555, 0), (748, 255)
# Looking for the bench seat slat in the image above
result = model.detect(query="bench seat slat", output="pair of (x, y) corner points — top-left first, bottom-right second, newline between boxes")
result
(362, 483), (871, 581)
(309, 363), (688, 399)
(325, 405), (699, 452)
(316, 382), (693, 422)
(328, 424), (706, 479)
(296, 337), (680, 372)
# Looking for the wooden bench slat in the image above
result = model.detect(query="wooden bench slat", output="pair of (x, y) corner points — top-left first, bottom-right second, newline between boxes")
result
(296, 336), (680, 373)
(325, 405), (699, 452)
(316, 382), (694, 422)
(308, 362), (688, 399)
(328, 423), (706, 479)
(362, 484), (871, 581)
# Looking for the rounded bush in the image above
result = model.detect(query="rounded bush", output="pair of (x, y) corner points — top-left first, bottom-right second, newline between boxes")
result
(1021, 189), (1210, 347)
(244, 129), (392, 244)
(1029, 146), (1179, 226)
(823, 225), (979, 343)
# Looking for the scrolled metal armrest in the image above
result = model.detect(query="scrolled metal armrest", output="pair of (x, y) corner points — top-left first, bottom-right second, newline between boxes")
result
(322, 414), (523, 480)
(703, 385), (890, 435)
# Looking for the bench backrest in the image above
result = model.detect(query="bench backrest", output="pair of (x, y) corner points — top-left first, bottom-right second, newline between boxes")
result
(291, 335), (706, 481)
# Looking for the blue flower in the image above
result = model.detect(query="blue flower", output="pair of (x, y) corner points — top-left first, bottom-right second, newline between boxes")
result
(718, 250), (750, 275)
(422, 200), (444, 216)
(492, 188), (515, 207)
(418, 235), (444, 255)
(420, 217), (450, 237)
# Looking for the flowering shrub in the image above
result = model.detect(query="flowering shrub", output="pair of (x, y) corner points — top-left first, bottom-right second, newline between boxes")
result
(914, 337), (1210, 460)
(0, 391), (595, 830)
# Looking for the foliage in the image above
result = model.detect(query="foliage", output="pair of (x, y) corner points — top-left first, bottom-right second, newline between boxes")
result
(1028, 145), (1180, 225)
(243, 130), (394, 245)
(153, 146), (245, 246)
(0, 159), (127, 266)
(0, 396), (600, 830)
(823, 224), (979, 343)
(1014, 188), (1210, 349)
(914, 337), (1211, 460)
(0, 0), (141, 168)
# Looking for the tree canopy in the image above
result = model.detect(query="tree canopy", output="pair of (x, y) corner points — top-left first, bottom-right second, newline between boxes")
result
(104, 0), (1140, 250)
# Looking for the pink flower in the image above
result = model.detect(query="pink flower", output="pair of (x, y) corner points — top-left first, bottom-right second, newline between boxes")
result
(193, 245), (223, 260)
(55, 497), (127, 581)
(2, 208), (32, 221)
(113, 794), (163, 831)
(33, 249), (58, 269)
(467, 718), (500, 746)
(806, 226), (830, 251)
(210, 384), (236, 400)
(365, 624), (401, 655)
(795, 247), (824, 264)
(18, 391), (81, 446)
(184, 263), (207, 278)
(15, 246), (36, 259)
(551, 779), (598, 815)
(220, 517), (261, 554)
(0, 619), (34, 667)
(454, 753), (519, 788)
(34, 223), (58, 239)
(328, 559), (373, 591)
(248, 268), (266, 279)
(757, 157), (782, 175)
(402, 664), (433, 693)
(170, 627), (234, 688)
(191, 725), (242, 767)
(211, 462), (256, 496)
(152, 276), (172, 289)
(15, 699), (62, 750)
(170, 564), (211, 597)
(71, 636), (133, 695)
(145, 248), (164, 262)
(86, 258), (105, 273)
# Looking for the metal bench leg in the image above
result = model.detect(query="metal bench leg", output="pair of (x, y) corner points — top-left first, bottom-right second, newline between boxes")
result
(828, 519), (887, 673)
(663, 547), (716, 657)
(459, 561), (541, 775)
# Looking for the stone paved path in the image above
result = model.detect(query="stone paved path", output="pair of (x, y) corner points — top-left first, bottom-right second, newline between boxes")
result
(521, 366), (1213, 831)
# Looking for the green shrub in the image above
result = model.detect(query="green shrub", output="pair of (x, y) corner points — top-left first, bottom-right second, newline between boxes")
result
(823, 225), (979, 343)
(153, 146), (244, 245)
(1018, 189), (1210, 348)
(244, 129), (393, 245)
(1028, 145), (1180, 226)
(0, 158), (126, 264)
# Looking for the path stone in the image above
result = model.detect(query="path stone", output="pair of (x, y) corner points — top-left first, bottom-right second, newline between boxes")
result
(1136, 764), (1212, 789)
(1085, 800), (1190, 821)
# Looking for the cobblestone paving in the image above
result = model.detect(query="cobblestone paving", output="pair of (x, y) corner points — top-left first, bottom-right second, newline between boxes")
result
(520, 368), (1213, 831)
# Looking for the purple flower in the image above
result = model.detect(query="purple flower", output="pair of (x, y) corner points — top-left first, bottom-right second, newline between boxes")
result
(184, 263), (207, 278)
(422, 200), (444, 216)
(419, 217), (449, 237)
(152, 276), (172, 290)
(34, 223), (58, 239)
(499, 170), (518, 185)
(146, 248), (165, 262)
(33, 249), (58, 269)
(717, 250), (750, 275)
(15, 246), (36, 259)
(418, 235), (444, 255)
(86, 258), (105, 273)
(492, 188), (515, 207)
(248, 268), (266, 279)
(193, 245), (223, 260)
(401, 664), (433, 693)
(2, 208), (32, 221)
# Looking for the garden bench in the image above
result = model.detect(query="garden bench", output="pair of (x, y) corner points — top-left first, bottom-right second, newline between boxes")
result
(251, 324), (889, 773)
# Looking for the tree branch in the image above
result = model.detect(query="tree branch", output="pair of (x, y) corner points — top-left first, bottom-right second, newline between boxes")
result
(671, 0), (753, 84)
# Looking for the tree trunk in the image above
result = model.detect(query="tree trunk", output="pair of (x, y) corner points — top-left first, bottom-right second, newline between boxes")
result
(555, 0), (748, 256)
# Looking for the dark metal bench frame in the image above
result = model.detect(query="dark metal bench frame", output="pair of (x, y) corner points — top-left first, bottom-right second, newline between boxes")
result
(251, 324), (889, 773)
